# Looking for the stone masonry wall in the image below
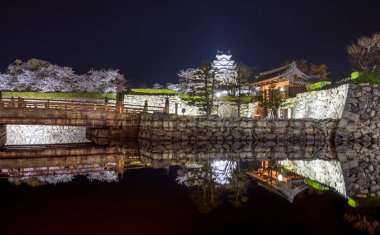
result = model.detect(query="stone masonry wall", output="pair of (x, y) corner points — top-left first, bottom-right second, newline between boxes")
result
(0, 125), (5, 146)
(138, 113), (339, 142)
(6, 125), (90, 145)
(124, 94), (255, 118)
(293, 84), (349, 119)
(336, 83), (380, 143)
(293, 83), (380, 143)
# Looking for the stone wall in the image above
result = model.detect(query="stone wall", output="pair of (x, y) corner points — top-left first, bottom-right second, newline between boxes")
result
(336, 83), (380, 143)
(6, 125), (90, 145)
(0, 125), (5, 147)
(293, 84), (349, 119)
(138, 113), (339, 142)
(215, 101), (255, 118)
(124, 94), (255, 118)
(292, 83), (380, 143)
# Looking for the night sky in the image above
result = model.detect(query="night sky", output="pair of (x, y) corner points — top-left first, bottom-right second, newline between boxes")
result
(0, 0), (379, 86)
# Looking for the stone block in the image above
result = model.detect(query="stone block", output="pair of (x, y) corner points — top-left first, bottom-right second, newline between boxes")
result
(342, 111), (360, 122)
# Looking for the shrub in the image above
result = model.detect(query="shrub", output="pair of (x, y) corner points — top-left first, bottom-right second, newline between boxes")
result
(220, 95), (254, 104)
(307, 81), (332, 91)
(129, 88), (178, 96)
(351, 71), (380, 84)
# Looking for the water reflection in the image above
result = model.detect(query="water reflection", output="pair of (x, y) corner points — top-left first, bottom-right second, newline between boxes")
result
(0, 143), (146, 186)
(248, 160), (308, 203)
(0, 140), (379, 234)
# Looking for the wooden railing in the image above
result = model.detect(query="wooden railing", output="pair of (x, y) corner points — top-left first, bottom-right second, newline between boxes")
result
(0, 98), (167, 115)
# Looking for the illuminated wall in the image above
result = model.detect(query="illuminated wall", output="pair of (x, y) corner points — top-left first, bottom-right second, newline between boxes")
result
(292, 84), (349, 119)
(6, 125), (90, 145)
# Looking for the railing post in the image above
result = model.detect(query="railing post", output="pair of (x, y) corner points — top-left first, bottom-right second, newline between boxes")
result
(116, 100), (124, 114)
(17, 97), (22, 108)
(143, 100), (148, 112)
(175, 103), (178, 115)
(10, 97), (15, 108)
(164, 97), (169, 114)
(45, 99), (49, 109)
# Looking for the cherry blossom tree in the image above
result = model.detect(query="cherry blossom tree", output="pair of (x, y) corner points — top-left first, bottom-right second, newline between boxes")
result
(0, 59), (128, 93)
(178, 61), (217, 116)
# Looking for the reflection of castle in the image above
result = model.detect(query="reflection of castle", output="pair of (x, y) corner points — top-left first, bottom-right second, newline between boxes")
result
(248, 160), (308, 203)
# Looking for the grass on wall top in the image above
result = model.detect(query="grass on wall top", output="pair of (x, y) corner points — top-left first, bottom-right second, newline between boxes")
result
(129, 88), (178, 96)
(306, 81), (332, 91)
(351, 71), (380, 84)
(2, 92), (117, 100)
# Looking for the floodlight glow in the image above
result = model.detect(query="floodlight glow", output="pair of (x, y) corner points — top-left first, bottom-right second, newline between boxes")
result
(277, 174), (283, 181)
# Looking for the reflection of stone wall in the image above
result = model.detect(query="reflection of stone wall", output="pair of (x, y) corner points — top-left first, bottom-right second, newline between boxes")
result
(293, 84), (349, 119)
(279, 159), (346, 196)
(337, 144), (380, 198)
(138, 140), (336, 163)
(336, 84), (380, 143)
(124, 94), (255, 118)
(138, 113), (339, 142)
(139, 140), (380, 199)
(6, 125), (90, 145)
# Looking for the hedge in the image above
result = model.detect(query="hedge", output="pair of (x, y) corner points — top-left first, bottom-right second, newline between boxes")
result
(351, 71), (380, 84)
(2, 92), (117, 100)
(306, 81), (332, 91)
(129, 88), (178, 95)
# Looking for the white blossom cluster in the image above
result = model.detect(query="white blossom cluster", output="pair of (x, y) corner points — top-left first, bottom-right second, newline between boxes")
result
(0, 59), (127, 93)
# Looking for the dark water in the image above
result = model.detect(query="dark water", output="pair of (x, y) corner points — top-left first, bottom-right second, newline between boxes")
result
(0, 141), (378, 235)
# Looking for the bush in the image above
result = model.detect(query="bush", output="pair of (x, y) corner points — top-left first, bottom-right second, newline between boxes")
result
(351, 71), (380, 84)
(220, 95), (254, 104)
(2, 92), (116, 100)
(307, 81), (332, 91)
(304, 179), (329, 191)
(129, 88), (178, 96)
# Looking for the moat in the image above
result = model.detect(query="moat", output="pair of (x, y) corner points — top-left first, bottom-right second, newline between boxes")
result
(0, 140), (378, 235)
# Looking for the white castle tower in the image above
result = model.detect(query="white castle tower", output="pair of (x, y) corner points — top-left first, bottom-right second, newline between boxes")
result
(211, 50), (237, 85)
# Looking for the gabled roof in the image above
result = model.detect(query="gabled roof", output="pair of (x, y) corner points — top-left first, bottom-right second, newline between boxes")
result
(253, 61), (320, 85)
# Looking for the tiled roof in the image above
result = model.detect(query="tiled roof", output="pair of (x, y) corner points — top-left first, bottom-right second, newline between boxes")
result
(253, 61), (320, 84)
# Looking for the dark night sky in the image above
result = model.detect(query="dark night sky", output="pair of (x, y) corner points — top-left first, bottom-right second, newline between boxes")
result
(0, 0), (379, 86)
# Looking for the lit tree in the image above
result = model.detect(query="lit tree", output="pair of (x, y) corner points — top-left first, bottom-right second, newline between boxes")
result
(346, 32), (380, 72)
(84, 69), (127, 93)
(310, 63), (330, 80)
(235, 64), (254, 117)
(0, 73), (17, 91)
(344, 207), (380, 235)
(226, 159), (253, 207)
(1, 59), (128, 93)
(178, 61), (217, 116)
(261, 85), (285, 119)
